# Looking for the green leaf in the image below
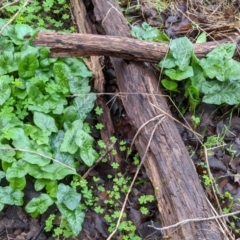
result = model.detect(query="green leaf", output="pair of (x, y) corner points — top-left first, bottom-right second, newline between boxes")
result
(18, 50), (39, 78)
(26, 163), (76, 180)
(56, 204), (85, 236)
(33, 112), (58, 134)
(28, 97), (67, 115)
(45, 181), (58, 198)
(224, 59), (240, 81)
(0, 76), (12, 105)
(206, 44), (236, 59)
(196, 32), (207, 43)
(170, 37), (193, 71)
(0, 51), (17, 75)
(34, 179), (48, 191)
(161, 79), (178, 91)
(0, 186), (24, 206)
(73, 94), (96, 119)
(6, 159), (27, 179)
(0, 35), (14, 52)
(9, 177), (26, 190)
(68, 76), (91, 94)
(158, 52), (176, 69)
(63, 58), (93, 78)
(57, 183), (81, 211)
(53, 62), (70, 94)
(15, 24), (34, 40)
(21, 146), (52, 167)
(51, 131), (75, 168)
(186, 85), (200, 111)
(201, 81), (240, 105)
(0, 143), (16, 163)
(165, 66), (193, 80)
(80, 147), (99, 167)
(131, 22), (169, 42)
(60, 120), (83, 154)
(25, 193), (54, 218)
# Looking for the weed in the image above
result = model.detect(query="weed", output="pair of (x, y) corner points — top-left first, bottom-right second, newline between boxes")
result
(1, 0), (74, 31)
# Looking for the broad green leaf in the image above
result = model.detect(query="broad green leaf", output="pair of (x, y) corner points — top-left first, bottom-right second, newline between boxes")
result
(202, 81), (240, 105)
(0, 78), (11, 105)
(60, 120), (83, 154)
(57, 183), (81, 211)
(206, 44), (236, 59)
(33, 112), (58, 134)
(0, 35), (14, 52)
(28, 97), (67, 115)
(53, 62), (70, 93)
(0, 186), (24, 206)
(62, 106), (79, 129)
(18, 51), (39, 78)
(161, 79), (178, 91)
(21, 146), (52, 167)
(196, 32), (207, 43)
(75, 129), (94, 148)
(34, 179), (48, 191)
(0, 51), (16, 75)
(165, 66), (193, 80)
(26, 163), (76, 180)
(12, 128), (33, 149)
(80, 147), (99, 167)
(45, 181), (58, 198)
(224, 59), (240, 81)
(15, 24), (34, 40)
(0, 143), (16, 163)
(69, 77), (91, 94)
(131, 22), (169, 42)
(73, 94), (96, 119)
(6, 159), (27, 179)
(24, 124), (49, 145)
(25, 193), (54, 218)
(186, 85), (200, 111)
(9, 177), (26, 190)
(1, 22), (23, 45)
(190, 54), (206, 89)
(51, 131), (75, 168)
(158, 52), (176, 69)
(56, 203), (85, 236)
(170, 37), (193, 71)
(63, 58), (93, 78)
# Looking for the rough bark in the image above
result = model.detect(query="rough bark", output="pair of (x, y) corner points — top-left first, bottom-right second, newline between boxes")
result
(33, 31), (240, 62)
(69, 0), (121, 164)
(89, 0), (224, 239)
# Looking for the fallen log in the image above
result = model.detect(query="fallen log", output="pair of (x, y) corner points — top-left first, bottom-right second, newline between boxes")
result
(33, 31), (240, 62)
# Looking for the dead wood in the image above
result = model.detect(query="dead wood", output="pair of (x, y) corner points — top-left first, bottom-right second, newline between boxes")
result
(88, 0), (224, 239)
(33, 31), (240, 62)
(69, 0), (122, 164)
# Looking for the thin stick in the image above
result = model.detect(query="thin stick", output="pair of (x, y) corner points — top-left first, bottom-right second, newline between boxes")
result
(149, 210), (240, 232)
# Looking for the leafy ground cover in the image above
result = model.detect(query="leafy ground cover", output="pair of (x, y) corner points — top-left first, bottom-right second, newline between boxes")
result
(1, 0), (240, 239)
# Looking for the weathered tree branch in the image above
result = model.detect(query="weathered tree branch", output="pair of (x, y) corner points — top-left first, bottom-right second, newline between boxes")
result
(33, 32), (240, 62)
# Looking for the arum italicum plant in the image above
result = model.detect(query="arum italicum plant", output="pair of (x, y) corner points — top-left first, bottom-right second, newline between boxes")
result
(0, 19), (99, 237)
